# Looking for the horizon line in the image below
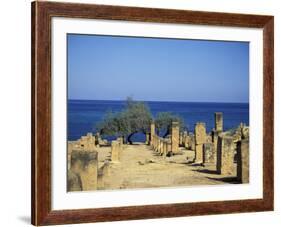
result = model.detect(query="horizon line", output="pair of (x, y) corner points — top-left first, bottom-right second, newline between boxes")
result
(67, 98), (249, 104)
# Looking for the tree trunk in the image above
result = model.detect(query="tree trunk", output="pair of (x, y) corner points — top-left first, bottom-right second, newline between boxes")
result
(163, 127), (170, 138)
(127, 132), (136, 144)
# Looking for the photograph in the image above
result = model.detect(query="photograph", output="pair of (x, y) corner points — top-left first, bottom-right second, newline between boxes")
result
(66, 34), (250, 192)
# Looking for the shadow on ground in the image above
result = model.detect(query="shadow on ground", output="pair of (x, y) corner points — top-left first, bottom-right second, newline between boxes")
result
(192, 169), (219, 174)
(206, 176), (240, 184)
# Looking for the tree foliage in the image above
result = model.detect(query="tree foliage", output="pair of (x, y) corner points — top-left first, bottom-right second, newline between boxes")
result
(96, 97), (152, 144)
(96, 98), (185, 143)
(154, 112), (185, 137)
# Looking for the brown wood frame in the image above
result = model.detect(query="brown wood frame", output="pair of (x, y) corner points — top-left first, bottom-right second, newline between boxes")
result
(31, 1), (274, 226)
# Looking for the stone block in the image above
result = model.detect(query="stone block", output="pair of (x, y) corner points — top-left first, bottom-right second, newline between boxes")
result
(69, 150), (98, 191)
(216, 136), (235, 175)
(67, 169), (82, 191)
(203, 143), (215, 163)
(237, 139), (249, 183)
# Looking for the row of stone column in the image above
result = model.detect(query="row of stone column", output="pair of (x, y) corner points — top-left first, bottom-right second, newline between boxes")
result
(150, 121), (180, 155)
(151, 135), (171, 157)
(180, 131), (191, 149)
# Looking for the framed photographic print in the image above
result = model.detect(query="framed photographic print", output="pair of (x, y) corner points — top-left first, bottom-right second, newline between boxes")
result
(31, 1), (274, 226)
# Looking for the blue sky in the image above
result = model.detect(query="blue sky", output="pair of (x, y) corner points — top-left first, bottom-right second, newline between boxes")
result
(67, 34), (249, 103)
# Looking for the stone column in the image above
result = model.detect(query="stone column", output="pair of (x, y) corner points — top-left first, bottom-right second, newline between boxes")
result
(117, 137), (123, 152)
(212, 130), (219, 151)
(167, 141), (172, 154)
(68, 150), (98, 191)
(194, 122), (206, 163)
(203, 143), (215, 163)
(183, 131), (188, 148)
(145, 133), (150, 145)
(150, 122), (155, 147)
(215, 112), (223, 132)
(171, 121), (180, 154)
(163, 140), (168, 157)
(179, 132), (183, 146)
(190, 134), (195, 151)
(216, 136), (235, 175)
(157, 137), (161, 153)
(95, 133), (100, 147)
(237, 139), (249, 183)
(111, 141), (120, 162)
(153, 136), (157, 151)
(159, 139), (163, 154)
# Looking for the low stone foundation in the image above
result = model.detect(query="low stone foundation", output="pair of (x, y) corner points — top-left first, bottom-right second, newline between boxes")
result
(68, 150), (98, 191)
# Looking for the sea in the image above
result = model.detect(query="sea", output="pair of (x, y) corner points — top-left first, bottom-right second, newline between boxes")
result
(67, 100), (249, 142)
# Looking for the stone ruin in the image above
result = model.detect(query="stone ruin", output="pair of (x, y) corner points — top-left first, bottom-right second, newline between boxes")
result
(67, 132), (116, 191)
(67, 150), (98, 191)
(194, 122), (207, 163)
(148, 112), (249, 183)
(150, 121), (178, 157)
(68, 133), (96, 170)
(67, 112), (250, 191)
(236, 138), (249, 183)
(203, 143), (215, 163)
(216, 135), (236, 175)
(171, 121), (180, 154)
(111, 137), (123, 162)
(207, 113), (249, 182)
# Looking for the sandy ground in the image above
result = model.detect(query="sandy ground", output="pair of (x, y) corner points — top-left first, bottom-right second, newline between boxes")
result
(96, 142), (238, 190)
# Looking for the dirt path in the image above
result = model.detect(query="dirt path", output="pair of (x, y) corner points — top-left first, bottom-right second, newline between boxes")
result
(97, 143), (238, 190)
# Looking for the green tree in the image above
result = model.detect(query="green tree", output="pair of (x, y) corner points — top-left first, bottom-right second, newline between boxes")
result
(96, 97), (152, 144)
(96, 110), (119, 136)
(155, 112), (185, 137)
(96, 98), (185, 144)
(124, 99), (152, 144)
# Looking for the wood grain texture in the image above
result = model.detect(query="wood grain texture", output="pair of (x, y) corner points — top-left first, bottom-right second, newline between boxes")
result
(31, 1), (274, 226)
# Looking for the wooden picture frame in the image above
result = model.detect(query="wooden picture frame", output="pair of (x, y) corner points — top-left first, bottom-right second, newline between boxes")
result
(31, 1), (274, 226)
